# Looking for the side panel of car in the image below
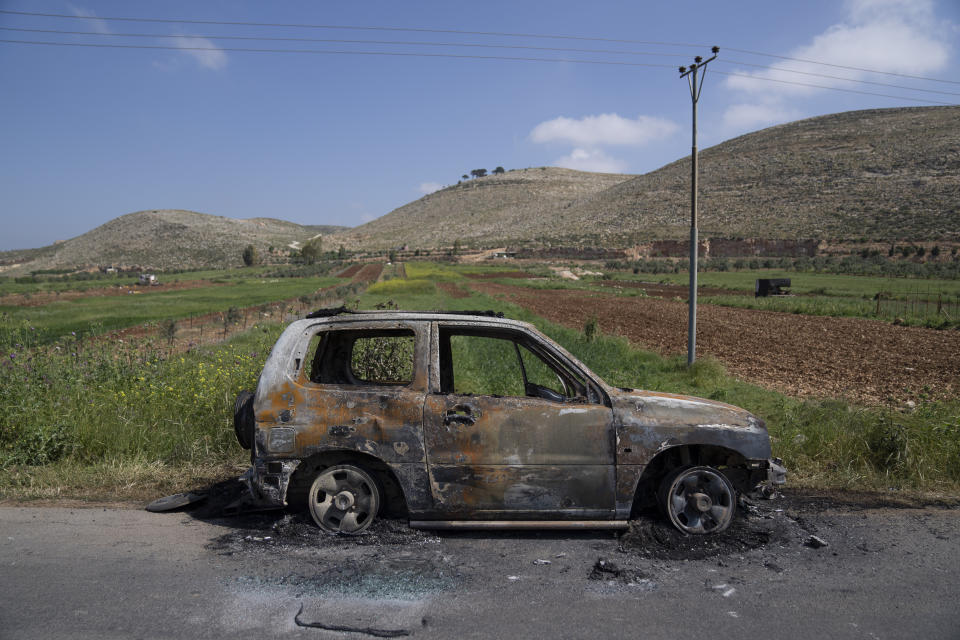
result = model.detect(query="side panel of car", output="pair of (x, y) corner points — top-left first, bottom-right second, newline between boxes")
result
(422, 393), (617, 517)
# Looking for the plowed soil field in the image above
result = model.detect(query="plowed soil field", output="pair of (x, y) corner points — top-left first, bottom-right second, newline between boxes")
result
(335, 264), (362, 278)
(352, 263), (384, 283)
(467, 281), (960, 405)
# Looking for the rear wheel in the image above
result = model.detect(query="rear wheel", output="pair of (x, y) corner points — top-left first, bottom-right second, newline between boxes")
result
(658, 466), (735, 534)
(307, 464), (380, 534)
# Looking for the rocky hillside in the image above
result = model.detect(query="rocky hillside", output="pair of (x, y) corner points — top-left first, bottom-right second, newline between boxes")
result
(561, 106), (960, 243)
(0, 210), (349, 274)
(333, 106), (959, 250)
(331, 167), (632, 249)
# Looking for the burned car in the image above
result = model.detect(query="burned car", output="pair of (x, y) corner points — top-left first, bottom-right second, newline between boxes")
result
(234, 309), (784, 535)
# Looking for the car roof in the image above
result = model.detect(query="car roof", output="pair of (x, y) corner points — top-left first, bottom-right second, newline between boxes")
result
(292, 309), (534, 331)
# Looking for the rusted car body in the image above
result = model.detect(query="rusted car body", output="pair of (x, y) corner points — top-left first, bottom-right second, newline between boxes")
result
(234, 310), (785, 534)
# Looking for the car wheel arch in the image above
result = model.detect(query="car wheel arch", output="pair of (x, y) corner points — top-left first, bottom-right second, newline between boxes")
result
(629, 444), (749, 516)
(286, 450), (409, 518)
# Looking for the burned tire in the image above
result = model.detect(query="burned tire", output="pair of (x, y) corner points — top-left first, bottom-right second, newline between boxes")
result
(307, 464), (381, 534)
(658, 466), (736, 534)
(233, 391), (255, 450)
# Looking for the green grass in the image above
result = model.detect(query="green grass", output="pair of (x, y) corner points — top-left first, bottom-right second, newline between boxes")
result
(0, 276), (339, 346)
(0, 324), (281, 499)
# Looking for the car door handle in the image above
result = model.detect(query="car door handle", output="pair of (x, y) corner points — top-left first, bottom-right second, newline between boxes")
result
(443, 405), (479, 426)
(444, 413), (476, 426)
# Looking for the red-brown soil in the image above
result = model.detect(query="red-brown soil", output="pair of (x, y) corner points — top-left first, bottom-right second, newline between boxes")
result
(437, 282), (470, 299)
(0, 279), (225, 308)
(336, 264), (362, 278)
(352, 263), (384, 283)
(464, 271), (534, 280)
(467, 281), (959, 405)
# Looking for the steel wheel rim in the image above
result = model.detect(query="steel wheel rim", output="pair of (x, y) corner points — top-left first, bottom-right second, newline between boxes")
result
(308, 466), (378, 534)
(665, 468), (734, 534)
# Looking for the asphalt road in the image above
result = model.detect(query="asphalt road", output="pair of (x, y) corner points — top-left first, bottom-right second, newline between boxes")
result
(1, 490), (958, 640)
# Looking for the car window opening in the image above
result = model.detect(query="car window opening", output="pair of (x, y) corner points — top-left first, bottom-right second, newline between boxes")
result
(305, 328), (415, 386)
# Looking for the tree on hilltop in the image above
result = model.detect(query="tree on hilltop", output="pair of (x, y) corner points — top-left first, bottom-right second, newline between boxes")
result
(493, 166), (505, 174)
(470, 168), (487, 178)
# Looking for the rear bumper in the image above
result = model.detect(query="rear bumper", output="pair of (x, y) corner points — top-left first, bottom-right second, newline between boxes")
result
(242, 459), (300, 508)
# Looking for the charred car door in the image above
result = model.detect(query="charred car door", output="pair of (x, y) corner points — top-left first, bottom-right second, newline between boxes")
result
(422, 323), (616, 519)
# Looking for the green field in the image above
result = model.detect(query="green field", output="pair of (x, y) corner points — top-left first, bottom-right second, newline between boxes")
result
(0, 266), (279, 296)
(0, 275), (340, 346)
(613, 269), (960, 298)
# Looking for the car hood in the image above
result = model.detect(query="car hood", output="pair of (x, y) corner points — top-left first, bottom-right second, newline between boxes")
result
(609, 389), (771, 461)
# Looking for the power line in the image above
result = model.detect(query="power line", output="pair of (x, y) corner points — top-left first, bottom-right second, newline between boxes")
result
(3, 8), (958, 85)
(4, 26), (956, 98)
(0, 38), (676, 69)
(723, 46), (960, 86)
(0, 26), (695, 59)
(719, 60), (960, 98)
(712, 70), (956, 105)
(0, 9), (704, 47)
(2, 37), (955, 106)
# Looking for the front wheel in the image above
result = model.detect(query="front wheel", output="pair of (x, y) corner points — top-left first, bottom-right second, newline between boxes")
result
(658, 466), (736, 534)
(307, 464), (380, 534)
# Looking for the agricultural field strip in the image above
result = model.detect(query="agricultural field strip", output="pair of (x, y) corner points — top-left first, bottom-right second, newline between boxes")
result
(0, 276), (342, 345)
(0, 266), (283, 296)
(613, 270), (960, 298)
(474, 270), (959, 328)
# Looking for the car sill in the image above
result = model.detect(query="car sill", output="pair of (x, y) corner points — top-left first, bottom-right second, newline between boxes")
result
(409, 520), (630, 530)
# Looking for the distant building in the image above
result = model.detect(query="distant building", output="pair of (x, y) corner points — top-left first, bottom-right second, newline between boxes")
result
(139, 273), (158, 286)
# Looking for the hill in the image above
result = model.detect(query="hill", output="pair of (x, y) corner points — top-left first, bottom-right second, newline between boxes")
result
(333, 106), (959, 250)
(332, 167), (632, 250)
(0, 210), (349, 275)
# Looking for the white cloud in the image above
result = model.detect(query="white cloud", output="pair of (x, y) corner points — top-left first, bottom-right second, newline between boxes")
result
(722, 103), (803, 132)
(173, 35), (228, 71)
(69, 5), (111, 35)
(721, 0), (954, 134)
(725, 0), (951, 97)
(530, 113), (679, 147)
(418, 182), (443, 195)
(553, 148), (627, 174)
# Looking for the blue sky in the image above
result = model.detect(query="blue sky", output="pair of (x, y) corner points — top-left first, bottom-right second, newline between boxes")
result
(1, 0), (958, 250)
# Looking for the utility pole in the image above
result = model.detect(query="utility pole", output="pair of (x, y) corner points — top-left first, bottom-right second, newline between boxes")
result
(679, 46), (718, 366)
